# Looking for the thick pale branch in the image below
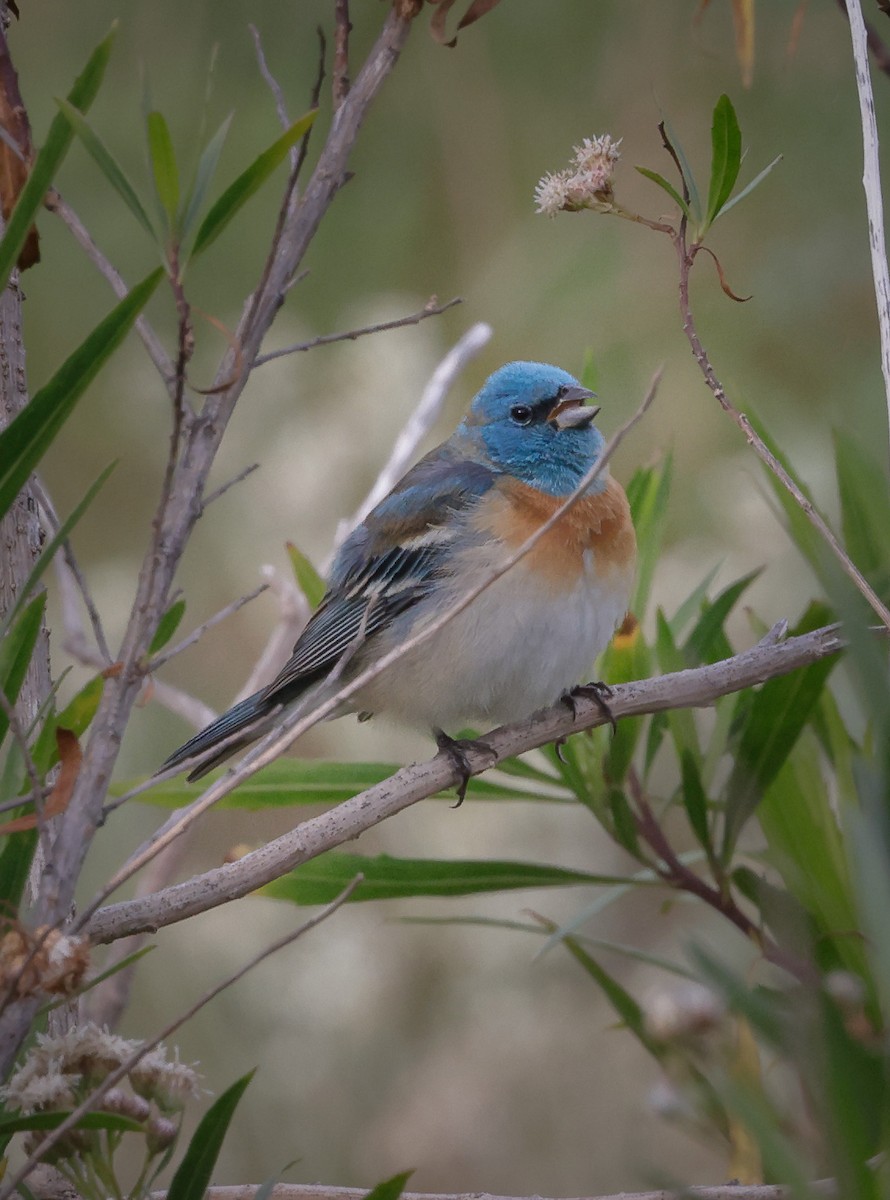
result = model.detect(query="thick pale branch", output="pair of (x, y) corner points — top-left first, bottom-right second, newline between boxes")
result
(86, 622), (843, 944)
(153, 1182), (837, 1200)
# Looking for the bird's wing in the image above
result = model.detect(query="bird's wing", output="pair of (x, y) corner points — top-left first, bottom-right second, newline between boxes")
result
(261, 451), (496, 704)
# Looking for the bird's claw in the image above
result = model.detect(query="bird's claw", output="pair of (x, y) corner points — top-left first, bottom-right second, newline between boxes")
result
(435, 730), (496, 807)
(562, 681), (617, 734)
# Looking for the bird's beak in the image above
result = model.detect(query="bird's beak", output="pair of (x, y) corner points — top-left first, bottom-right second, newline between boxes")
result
(547, 386), (600, 430)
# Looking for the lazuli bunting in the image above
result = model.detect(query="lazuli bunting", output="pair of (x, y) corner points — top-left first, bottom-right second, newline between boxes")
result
(164, 361), (636, 784)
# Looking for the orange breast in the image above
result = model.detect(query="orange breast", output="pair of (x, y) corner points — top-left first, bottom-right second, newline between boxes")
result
(477, 474), (636, 586)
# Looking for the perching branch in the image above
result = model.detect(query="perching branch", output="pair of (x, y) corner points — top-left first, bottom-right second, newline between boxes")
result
(85, 620), (844, 945)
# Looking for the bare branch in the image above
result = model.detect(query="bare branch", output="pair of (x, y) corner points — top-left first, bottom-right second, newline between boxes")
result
(85, 621), (844, 944)
(249, 24), (291, 132)
(0, 878), (362, 1200)
(202, 462), (261, 508)
(845, 0), (890, 463)
(333, 0), (352, 109)
(332, 319), (492, 554)
(252, 296), (462, 367)
(146, 583), (268, 672)
(44, 190), (176, 397)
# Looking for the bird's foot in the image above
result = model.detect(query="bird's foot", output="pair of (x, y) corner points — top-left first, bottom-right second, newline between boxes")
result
(434, 730), (496, 807)
(562, 681), (617, 733)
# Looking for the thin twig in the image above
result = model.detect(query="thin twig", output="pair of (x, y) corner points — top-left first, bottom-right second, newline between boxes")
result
(845, 0), (890, 462)
(333, 0), (352, 109)
(146, 584), (268, 672)
(249, 24), (291, 132)
(44, 190), (176, 397)
(202, 462), (261, 508)
(252, 297), (462, 366)
(673, 231), (890, 632)
(0, 877), (362, 1200)
(331, 318), (491, 553)
(84, 621), (846, 944)
(80, 371), (660, 921)
(31, 477), (112, 664)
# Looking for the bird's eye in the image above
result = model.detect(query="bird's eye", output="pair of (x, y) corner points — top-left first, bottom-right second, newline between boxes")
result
(510, 404), (534, 426)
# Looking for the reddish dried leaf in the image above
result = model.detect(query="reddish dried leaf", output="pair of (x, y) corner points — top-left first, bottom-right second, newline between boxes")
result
(428, 0), (501, 45)
(102, 660), (124, 678)
(0, 24), (38, 269)
(456, 0), (503, 32)
(699, 245), (752, 302)
(45, 727), (83, 817)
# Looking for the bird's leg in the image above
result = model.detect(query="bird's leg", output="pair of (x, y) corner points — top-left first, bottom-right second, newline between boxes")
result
(562, 681), (617, 733)
(434, 729), (496, 807)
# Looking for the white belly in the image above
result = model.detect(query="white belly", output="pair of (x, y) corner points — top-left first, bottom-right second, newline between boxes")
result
(352, 550), (633, 733)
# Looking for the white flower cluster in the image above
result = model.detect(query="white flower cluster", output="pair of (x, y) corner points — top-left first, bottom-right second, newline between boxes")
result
(534, 133), (622, 217)
(1, 1023), (201, 1114)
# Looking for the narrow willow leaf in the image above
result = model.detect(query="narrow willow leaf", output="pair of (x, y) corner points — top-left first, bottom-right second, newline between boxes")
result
(684, 569), (761, 667)
(0, 269), (163, 518)
(668, 562), (722, 639)
(659, 113), (702, 224)
(192, 109), (317, 256)
(149, 599), (186, 655)
(0, 595), (46, 745)
(0, 463), (115, 639)
(166, 1072), (254, 1200)
(128, 757), (541, 808)
(146, 111), (180, 230)
(363, 1172), (414, 1200)
(718, 154), (782, 218)
(706, 94), (743, 225)
(560, 934), (660, 1055)
(635, 165), (690, 218)
(0, 25), (116, 292)
(680, 750), (711, 850)
(261, 851), (636, 905)
(0, 1111), (143, 1137)
(655, 611), (700, 760)
(286, 542), (325, 610)
(180, 113), (233, 241)
(722, 604), (838, 860)
(625, 454), (672, 619)
(55, 99), (156, 239)
(833, 429), (890, 587)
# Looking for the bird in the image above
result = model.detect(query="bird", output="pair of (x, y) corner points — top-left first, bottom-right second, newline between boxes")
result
(162, 361), (636, 793)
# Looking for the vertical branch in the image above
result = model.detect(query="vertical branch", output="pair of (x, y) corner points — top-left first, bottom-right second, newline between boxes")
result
(846, 0), (890, 463)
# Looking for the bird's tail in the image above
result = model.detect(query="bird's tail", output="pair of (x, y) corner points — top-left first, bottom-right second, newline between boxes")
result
(160, 690), (278, 782)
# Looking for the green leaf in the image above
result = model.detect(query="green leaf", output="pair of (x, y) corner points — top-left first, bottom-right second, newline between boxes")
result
(180, 113), (233, 241)
(598, 617), (650, 785)
(0, 269), (163, 518)
(0, 1110), (144, 1137)
(0, 463), (116, 639)
(717, 154), (782, 218)
(635, 166), (690, 218)
(166, 1071), (254, 1200)
(147, 111), (180, 230)
(0, 25), (116, 293)
(192, 109), (317, 256)
(659, 112), (702, 225)
(722, 602), (838, 860)
(149, 599), (187, 655)
(55, 99), (156, 239)
(286, 542), (325, 610)
(559, 933), (661, 1056)
(683, 569), (761, 667)
(0, 595), (46, 745)
(833, 429), (890, 589)
(680, 750), (711, 851)
(706, 94), (742, 226)
(668, 561), (721, 639)
(261, 852), (638, 905)
(126, 757), (538, 809)
(655, 611), (700, 761)
(625, 455), (672, 620)
(0, 829), (37, 915)
(363, 1172), (414, 1200)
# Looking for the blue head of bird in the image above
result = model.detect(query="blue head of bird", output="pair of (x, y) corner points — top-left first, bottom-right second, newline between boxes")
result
(459, 361), (606, 497)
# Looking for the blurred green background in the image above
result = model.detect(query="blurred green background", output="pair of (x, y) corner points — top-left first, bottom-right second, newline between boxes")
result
(8, 0), (890, 1193)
